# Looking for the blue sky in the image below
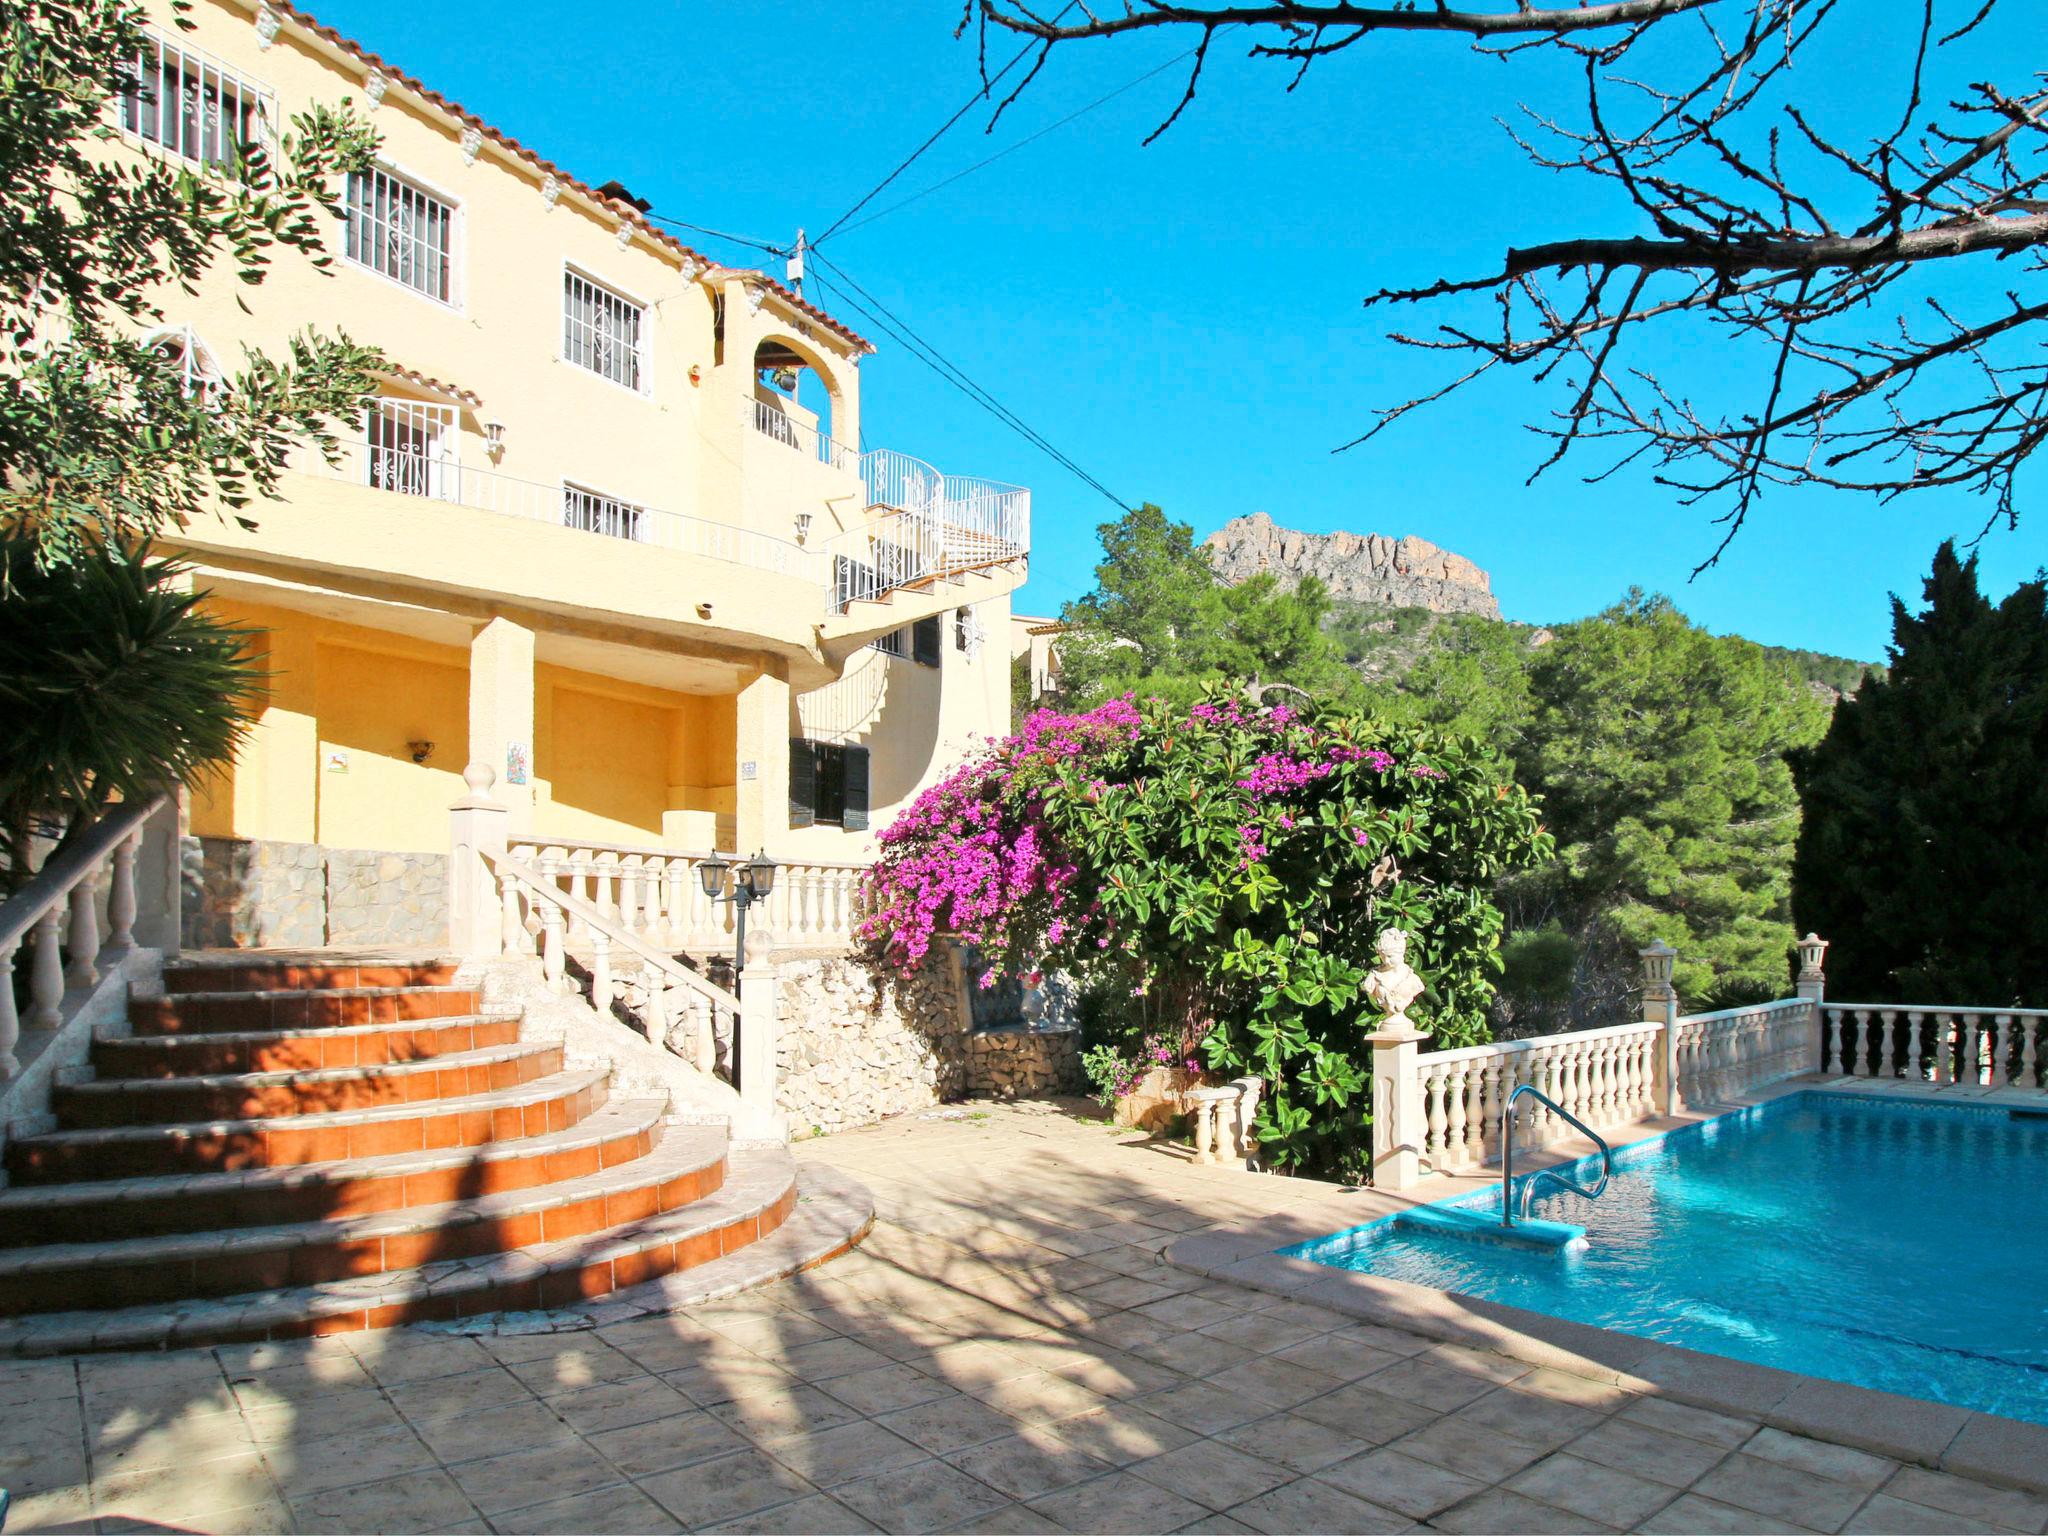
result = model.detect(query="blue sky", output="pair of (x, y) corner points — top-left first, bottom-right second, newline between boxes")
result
(315, 1), (2044, 661)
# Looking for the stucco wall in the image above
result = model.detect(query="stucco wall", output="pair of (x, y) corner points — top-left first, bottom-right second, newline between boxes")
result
(182, 836), (448, 949)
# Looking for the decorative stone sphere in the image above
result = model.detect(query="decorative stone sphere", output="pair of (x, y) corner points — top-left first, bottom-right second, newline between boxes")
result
(463, 762), (496, 795)
(743, 923), (774, 965)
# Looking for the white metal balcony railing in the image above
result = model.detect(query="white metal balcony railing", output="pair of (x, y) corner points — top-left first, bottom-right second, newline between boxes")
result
(740, 407), (1030, 613)
(293, 437), (816, 579)
(748, 398), (856, 473)
(282, 417), (1030, 615)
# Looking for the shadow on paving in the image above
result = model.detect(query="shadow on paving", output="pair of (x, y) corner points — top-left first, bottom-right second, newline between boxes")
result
(6, 1099), (2037, 1535)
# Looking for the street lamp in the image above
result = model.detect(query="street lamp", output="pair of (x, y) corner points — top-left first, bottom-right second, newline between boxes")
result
(698, 850), (778, 1089)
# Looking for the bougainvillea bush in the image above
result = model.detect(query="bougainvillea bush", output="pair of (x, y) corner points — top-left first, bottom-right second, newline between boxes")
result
(860, 691), (1549, 1179)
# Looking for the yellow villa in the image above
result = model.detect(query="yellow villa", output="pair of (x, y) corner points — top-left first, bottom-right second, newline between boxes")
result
(127, 0), (1028, 949)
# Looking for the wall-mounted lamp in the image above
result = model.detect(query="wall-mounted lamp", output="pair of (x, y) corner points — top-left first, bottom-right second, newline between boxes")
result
(482, 418), (505, 460)
(408, 739), (436, 765)
(793, 512), (812, 545)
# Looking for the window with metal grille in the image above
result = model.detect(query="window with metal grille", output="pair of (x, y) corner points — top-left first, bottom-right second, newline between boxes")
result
(346, 168), (456, 303)
(118, 34), (268, 167)
(562, 482), (644, 542)
(871, 627), (909, 659)
(563, 270), (646, 392)
(365, 398), (456, 500)
(150, 325), (227, 406)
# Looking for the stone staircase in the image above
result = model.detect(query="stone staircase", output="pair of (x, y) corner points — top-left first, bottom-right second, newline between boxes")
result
(0, 955), (866, 1354)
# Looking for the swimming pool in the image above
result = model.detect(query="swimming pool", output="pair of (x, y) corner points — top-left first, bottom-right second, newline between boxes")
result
(1285, 1090), (2048, 1425)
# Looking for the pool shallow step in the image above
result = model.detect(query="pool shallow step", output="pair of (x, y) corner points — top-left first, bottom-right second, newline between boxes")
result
(1394, 1203), (1587, 1252)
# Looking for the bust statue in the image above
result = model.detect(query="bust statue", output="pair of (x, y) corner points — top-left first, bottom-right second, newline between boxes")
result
(1362, 927), (1426, 1032)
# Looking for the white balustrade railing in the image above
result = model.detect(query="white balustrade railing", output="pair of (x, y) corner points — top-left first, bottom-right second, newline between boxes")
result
(1672, 997), (1816, 1105)
(746, 398), (858, 472)
(504, 837), (873, 954)
(486, 849), (740, 1079)
(740, 412), (1028, 612)
(295, 437), (818, 582)
(1, 795), (166, 1078)
(1823, 1004), (2048, 1089)
(1411, 1021), (1665, 1173)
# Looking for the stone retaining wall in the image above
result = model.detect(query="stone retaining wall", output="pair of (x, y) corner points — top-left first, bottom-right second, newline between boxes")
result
(182, 836), (448, 949)
(967, 1024), (1083, 1099)
(771, 955), (968, 1136)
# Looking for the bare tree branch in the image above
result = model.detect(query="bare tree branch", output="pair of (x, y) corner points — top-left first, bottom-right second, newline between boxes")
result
(973, 0), (2043, 556)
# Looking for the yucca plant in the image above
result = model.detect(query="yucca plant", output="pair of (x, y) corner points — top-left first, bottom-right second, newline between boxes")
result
(0, 538), (263, 892)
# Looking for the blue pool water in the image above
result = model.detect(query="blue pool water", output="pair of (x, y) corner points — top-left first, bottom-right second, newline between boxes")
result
(1286, 1092), (2048, 1424)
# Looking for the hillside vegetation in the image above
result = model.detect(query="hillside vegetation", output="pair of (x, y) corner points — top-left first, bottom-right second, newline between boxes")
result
(1049, 504), (1883, 1034)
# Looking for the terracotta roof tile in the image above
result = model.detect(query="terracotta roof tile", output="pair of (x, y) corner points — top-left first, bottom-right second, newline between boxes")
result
(261, 1), (873, 353)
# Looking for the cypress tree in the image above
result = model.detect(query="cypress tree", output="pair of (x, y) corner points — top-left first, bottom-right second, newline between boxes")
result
(1791, 543), (2048, 1004)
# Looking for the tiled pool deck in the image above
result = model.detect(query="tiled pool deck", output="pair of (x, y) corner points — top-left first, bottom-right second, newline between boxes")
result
(6, 1086), (2046, 1534)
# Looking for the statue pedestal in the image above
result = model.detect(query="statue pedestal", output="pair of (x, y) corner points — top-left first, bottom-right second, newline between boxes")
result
(1364, 1020), (1431, 1190)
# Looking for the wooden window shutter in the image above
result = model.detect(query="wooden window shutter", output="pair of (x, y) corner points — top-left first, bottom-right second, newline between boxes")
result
(788, 739), (816, 828)
(842, 746), (871, 832)
(912, 614), (941, 668)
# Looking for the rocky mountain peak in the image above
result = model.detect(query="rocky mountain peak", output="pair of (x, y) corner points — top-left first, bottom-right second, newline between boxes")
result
(1204, 512), (1500, 619)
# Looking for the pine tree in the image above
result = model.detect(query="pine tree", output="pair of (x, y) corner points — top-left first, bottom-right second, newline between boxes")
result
(1791, 543), (2048, 1003)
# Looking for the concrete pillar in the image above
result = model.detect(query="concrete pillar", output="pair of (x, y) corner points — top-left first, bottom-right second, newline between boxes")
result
(469, 617), (535, 831)
(448, 764), (509, 961)
(1796, 932), (1830, 1072)
(1641, 940), (1681, 1116)
(1366, 1021), (1431, 1190)
(738, 935), (781, 1132)
(733, 662), (790, 855)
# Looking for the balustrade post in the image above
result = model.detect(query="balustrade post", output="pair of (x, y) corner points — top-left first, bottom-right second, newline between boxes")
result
(1641, 941), (1681, 1116)
(738, 923), (781, 1127)
(1794, 932), (1828, 1074)
(540, 903), (568, 993)
(107, 829), (141, 949)
(1365, 1020), (1431, 1190)
(28, 907), (64, 1029)
(65, 867), (102, 990)
(590, 930), (613, 1016)
(0, 938), (20, 1078)
(448, 764), (511, 961)
(497, 870), (526, 956)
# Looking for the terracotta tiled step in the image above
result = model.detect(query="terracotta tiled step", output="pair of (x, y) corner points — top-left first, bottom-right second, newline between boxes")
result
(0, 1143), (801, 1353)
(163, 960), (459, 994)
(0, 1123), (730, 1314)
(128, 985), (483, 1037)
(5, 1067), (609, 1183)
(0, 1097), (670, 1245)
(90, 1011), (523, 1078)
(51, 1041), (563, 1127)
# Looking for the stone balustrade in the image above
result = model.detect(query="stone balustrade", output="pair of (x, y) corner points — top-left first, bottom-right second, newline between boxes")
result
(1408, 1021), (1667, 1176)
(1, 795), (172, 1079)
(1367, 934), (1836, 1190)
(504, 837), (872, 954)
(1822, 1004), (2048, 1089)
(1672, 998), (1815, 1105)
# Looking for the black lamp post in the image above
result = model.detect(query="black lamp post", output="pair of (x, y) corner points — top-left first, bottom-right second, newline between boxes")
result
(697, 850), (778, 1088)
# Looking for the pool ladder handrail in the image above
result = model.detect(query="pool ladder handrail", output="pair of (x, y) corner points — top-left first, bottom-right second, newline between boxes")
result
(1500, 1083), (1613, 1227)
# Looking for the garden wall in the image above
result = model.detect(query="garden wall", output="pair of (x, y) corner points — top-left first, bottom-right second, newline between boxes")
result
(768, 952), (1085, 1134)
(181, 835), (449, 949)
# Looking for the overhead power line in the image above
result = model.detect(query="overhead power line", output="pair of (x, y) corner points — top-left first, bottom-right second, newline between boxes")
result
(806, 249), (1132, 514)
(813, 3), (1078, 248)
(833, 46), (1200, 241)
(641, 211), (786, 257)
